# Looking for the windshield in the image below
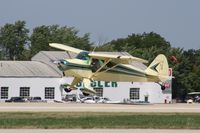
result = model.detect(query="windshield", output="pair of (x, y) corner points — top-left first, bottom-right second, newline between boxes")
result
(76, 52), (89, 60)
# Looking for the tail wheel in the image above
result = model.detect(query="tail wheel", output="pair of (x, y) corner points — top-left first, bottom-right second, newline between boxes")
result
(156, 82), (166, 91)
(161, 85), (166, 90)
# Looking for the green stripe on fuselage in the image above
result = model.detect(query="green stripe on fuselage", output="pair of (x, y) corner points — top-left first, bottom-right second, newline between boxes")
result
(59, 62), (146, 77)
(60, 62), (91, 71)
(109, 66), (146, 77)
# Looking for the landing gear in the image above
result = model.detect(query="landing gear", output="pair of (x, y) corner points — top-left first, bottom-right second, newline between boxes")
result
(80, 88), (91, 96)
(82, 92), (90, 96)
(64, 88), (72, 93)
(161, 85), (166, 91)
(156, 82), (166, 91)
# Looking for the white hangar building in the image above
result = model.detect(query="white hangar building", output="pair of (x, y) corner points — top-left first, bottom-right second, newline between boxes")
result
(0, 51), (172, 103)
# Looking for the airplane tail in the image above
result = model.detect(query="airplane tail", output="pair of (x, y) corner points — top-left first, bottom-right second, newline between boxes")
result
(145, 54), (169, 82)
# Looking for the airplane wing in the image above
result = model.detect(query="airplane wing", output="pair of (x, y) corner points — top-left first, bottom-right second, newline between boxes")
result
(88, 52), (148, 64)
(49, 43), (84, 54)
(49, 43), (148, 63)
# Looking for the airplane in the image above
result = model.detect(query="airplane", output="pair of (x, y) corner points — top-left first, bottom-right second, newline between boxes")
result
(49, 43), (170, 96)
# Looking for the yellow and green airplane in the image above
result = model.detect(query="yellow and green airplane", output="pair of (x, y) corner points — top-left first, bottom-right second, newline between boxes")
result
(49, 43), (169, 95)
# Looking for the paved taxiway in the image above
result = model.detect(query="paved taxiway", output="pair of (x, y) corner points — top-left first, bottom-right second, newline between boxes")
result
(0, 129), (199, 133)
(0, 103), (200, 112)
(0, 103), (199, 133)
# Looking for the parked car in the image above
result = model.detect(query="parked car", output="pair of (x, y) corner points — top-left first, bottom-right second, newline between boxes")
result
(81, 97), (96, 104)
(187, 98), (193, 104)
(64, 94), (77, 102)
(28, 97), (43, 102)
(5, 97), (25, 102)
(97, 97), (121, 104)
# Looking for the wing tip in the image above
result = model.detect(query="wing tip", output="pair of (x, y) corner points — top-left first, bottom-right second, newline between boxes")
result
(49, 43), (59, 47)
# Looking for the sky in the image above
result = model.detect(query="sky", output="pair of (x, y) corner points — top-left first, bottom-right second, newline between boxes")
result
(0, 0), (199, 50)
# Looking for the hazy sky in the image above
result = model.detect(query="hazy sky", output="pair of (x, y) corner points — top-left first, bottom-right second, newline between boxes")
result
(0, 0), (199, 49)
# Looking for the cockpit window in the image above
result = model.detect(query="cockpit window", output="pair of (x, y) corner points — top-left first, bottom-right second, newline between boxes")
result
(76, 52), (89, 60)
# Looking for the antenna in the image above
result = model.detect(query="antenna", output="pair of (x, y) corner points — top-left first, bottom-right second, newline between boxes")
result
(92, 46), (97, 53)
(92, 34), (108, 53)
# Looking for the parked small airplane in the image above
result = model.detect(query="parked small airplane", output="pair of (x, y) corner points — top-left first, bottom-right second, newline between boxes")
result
(49, 43), (169, 95)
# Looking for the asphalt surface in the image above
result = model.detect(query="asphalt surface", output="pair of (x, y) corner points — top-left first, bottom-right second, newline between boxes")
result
(0, 129), (199, 133)
(0, 102), (200, 112)
(0, 103), (200, 132)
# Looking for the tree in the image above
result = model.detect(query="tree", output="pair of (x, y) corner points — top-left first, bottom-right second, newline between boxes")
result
(98, 32), (200, 100)
(30, 25), (51, 56)
(0, 20), (199, 101)
(105, 32), (170, 52)
(30, 25), (92, 56)
(0, 21), (29, 60)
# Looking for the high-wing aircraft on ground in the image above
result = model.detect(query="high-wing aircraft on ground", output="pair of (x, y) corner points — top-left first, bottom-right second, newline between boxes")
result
(49, 43), (169, 95)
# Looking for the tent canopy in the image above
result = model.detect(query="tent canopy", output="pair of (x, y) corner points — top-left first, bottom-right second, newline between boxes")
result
(188, 92), (200, 95)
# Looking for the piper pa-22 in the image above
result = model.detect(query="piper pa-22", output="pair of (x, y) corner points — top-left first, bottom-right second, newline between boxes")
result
(49, 43), (170, 96)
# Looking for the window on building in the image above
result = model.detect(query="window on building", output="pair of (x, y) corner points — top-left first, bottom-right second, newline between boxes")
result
(1, 87), (9, 99)
(130, 88), (140, 100)
(94, 88), (103, 97)
(45, 87), (55, 99)
(20, 87), (30, 97)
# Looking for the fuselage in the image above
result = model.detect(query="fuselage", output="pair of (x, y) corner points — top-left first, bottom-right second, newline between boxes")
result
(58, 52), (160, 82)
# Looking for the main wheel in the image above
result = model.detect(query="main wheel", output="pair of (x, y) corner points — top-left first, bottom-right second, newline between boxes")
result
(82, 92), (90, 96)
(64, 88), (72, 93)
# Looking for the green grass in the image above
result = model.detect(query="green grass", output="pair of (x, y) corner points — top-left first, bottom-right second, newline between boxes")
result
(0, 112), (200, 129)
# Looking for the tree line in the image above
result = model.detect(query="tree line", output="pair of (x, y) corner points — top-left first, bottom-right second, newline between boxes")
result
(97, 33), (200, 100)
(0, 21), (92, 60)
(0, 20), (199, 101)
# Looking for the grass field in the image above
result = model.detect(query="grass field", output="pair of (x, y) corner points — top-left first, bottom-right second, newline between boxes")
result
(0, 112), (200, 129)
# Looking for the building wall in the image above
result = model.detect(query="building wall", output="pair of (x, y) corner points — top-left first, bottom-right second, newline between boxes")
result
(97, 82), (171, 103)
(0, 78), (62, 101)
(0, 77), (172, 103)
(63, 77), (172, 103)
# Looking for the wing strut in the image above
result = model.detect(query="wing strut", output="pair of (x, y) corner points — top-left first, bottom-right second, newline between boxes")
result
(89, 59), (111, 79)
(66, 51), (72, 59)
(91, 64), (119, 79)
(97, 64), (119, 74)
(90, 58), (118, 79)
(70, 77), (81, 89)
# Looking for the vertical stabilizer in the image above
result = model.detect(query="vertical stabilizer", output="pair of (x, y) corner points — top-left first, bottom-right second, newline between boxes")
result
(145, 54), (169, 82)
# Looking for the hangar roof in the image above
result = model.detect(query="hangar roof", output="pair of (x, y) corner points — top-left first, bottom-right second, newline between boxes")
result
(0, 51), (147, 78)
(32, 51), (77, 75)
(0, 61), (62, 78)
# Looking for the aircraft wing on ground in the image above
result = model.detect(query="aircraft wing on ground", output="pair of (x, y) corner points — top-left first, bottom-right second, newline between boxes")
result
(88, 52), (148, 64)
(49, 43), (84, 54)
